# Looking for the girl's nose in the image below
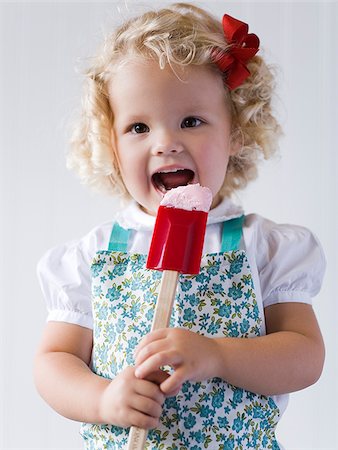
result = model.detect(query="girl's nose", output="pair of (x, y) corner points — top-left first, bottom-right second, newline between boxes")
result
(151, 130), (184, 156)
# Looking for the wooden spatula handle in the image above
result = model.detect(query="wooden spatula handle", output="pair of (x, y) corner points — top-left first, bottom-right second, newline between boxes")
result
(151, 270), (179, 330)
(126, 426), (148, 450)
(126, 270), (179, 450)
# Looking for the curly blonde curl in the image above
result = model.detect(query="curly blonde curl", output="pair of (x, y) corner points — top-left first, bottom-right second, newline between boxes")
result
(67, 2), (282, 199)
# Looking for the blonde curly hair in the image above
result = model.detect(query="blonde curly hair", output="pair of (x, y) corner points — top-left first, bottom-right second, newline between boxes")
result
(68, 2), (282, 199)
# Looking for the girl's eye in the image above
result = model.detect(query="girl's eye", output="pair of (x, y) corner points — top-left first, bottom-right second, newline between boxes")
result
(181, 117), (202, 128)
(130, 123), (149, 134)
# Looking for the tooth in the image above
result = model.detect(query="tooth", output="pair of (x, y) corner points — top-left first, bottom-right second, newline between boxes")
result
(158, 168), (184, 174)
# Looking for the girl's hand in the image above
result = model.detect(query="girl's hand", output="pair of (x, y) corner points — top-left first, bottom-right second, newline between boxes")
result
(99, 366), (167, 429)
(134, 328), (219, 395)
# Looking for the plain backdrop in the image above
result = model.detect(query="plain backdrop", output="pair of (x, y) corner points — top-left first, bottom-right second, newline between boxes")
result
(0, 1), (337, 449)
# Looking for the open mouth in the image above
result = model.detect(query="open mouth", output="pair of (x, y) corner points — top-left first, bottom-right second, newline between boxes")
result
(152, 168), (195, 193)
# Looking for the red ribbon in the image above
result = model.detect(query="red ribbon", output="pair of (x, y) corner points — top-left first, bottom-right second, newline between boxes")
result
(214, 14), (260, 90)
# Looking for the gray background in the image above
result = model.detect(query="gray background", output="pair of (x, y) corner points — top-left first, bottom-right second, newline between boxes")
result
(0, 1), (337, 449)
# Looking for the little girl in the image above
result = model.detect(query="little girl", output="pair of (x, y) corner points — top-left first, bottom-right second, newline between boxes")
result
(34, 3), (326, 450)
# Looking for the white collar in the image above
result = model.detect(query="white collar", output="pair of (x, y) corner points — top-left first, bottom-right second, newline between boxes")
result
(115, 198), (244, 231)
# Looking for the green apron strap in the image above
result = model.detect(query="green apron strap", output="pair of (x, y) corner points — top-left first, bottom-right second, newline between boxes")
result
(108, 223), (131, 252)
(220, 215), (245, 252)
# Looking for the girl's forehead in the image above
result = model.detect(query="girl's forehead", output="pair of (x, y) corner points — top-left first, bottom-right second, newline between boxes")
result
(108, 60), (232, 125)
(108, 59), (225, 102)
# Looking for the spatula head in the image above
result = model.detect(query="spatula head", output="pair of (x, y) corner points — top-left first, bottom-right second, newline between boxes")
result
(146, 206), (208, 274)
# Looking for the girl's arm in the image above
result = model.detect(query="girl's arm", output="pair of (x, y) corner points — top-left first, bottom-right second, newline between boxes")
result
(34, 322), (166, 428)
(34, 322), (105, 423)
(214, 302), (325, 396)
(134, 302), (325, 397)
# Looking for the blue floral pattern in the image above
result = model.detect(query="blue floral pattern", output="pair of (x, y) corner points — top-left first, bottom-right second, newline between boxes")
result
(80, 249), (280, 449)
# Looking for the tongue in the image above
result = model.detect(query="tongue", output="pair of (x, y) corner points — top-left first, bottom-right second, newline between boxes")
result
(159, 170), (194, 190)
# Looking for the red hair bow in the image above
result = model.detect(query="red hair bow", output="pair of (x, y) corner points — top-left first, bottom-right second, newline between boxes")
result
(214, 14), (260, 90)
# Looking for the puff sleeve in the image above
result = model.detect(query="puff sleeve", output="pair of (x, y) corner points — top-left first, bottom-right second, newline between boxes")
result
(249, 216), (326, 308)
(37, 221), (114, 328)
(36, 238), (94, 329)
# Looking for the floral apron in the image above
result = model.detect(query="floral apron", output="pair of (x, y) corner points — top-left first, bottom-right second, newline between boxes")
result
(80, 216), (280, 450)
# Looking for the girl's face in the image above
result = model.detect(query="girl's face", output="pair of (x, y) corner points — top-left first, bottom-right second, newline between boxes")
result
(109, 60), (238, 215)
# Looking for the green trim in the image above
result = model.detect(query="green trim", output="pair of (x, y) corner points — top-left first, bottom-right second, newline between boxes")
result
(108, 223), (131, 252)
(220, 215), (245, 252)
(108, 217), (244, 253)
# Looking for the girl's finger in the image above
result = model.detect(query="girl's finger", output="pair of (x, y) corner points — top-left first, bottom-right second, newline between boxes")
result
(135, 338), (169, 366)
(146, 369), (171, 385)
(131, 394), (163, 419)
(164, 385), (182, 397)
(134, 328), (168, 357)
(160, 368), (187, 395)
(135, 351), (181, 379)
(133, 378), (165, 404)
(129, 409), (160, 430)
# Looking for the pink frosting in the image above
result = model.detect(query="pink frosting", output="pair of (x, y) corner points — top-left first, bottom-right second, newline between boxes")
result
(160, 184), (213, 212)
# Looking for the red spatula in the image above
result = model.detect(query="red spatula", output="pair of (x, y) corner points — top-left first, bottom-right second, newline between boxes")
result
(127, 184), (212, 450)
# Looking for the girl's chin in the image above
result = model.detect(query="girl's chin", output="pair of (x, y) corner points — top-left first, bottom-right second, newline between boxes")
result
(141, 206), (157, 216)
(139, 198), (160, 216)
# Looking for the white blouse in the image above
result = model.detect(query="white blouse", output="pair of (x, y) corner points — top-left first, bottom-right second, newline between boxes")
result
(37, 198), (326, 331)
